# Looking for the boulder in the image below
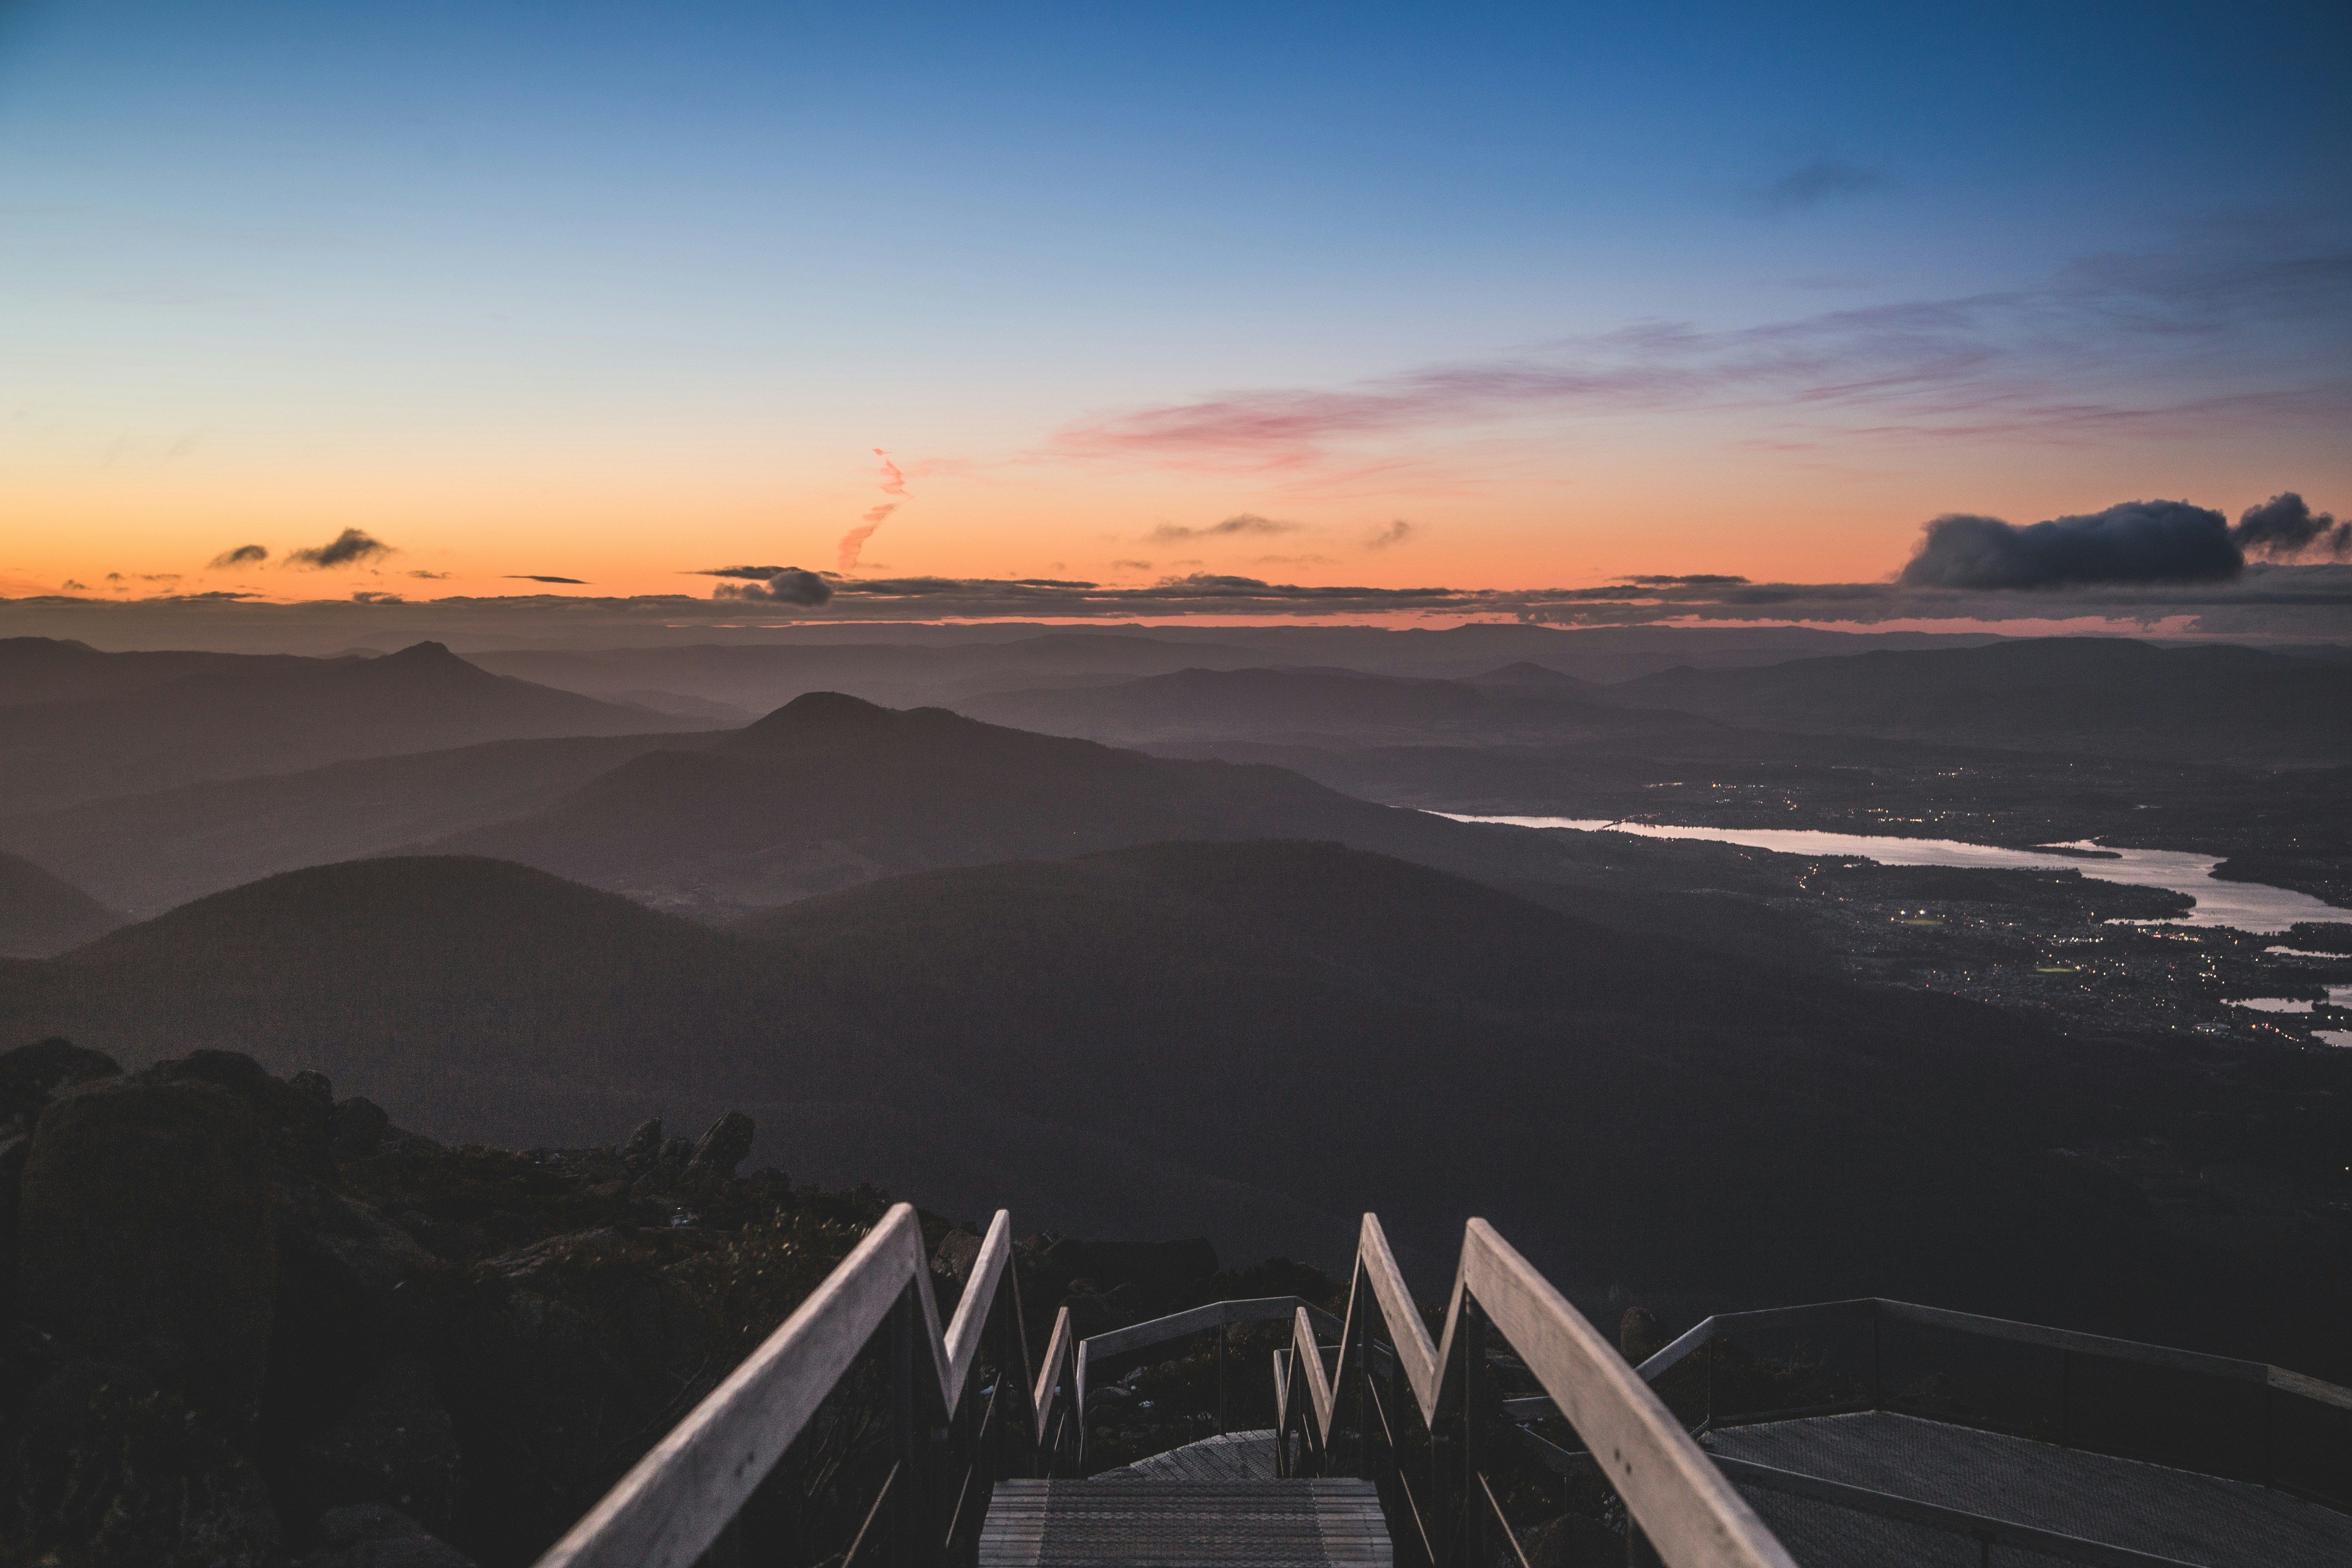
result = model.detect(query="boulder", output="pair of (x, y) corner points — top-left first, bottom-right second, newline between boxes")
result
(0, 1037), (119, 1129)
(145, 1049), (333, 1178)
(333, 1097), (391, 1160)
(268, 1173), (455, 1436)
(620, 1117), (663, 1165)
(932, 1228), (984, 1284)
(296, 1356), (461, 1532)
(17, 1077), (276, 1419)
(296, 1503), (476, 1568)
(688, 1112), (754, 1177)
(0, 1357), (281, 1568)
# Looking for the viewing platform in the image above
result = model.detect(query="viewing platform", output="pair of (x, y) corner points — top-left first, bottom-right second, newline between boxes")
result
(528, 1206), (2352, 1568)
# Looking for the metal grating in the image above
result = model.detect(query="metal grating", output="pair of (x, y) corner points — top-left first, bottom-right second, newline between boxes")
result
(1706, 1410), (2352, 1568)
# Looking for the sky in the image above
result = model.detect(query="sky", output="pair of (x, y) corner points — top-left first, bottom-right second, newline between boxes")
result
(3, 1), (2349, 636)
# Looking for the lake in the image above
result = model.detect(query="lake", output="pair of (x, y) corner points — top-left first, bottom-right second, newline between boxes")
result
(1435, 815), (2352, 935)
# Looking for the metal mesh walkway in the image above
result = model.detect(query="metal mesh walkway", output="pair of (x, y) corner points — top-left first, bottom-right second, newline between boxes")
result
(978, 1477), (1392, 1567)
(1706, 1410), (2352, 1568)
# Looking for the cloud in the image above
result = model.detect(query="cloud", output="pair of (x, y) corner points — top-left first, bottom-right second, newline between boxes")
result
(693, 565), (795, 579)
(60, 579), (85, 591)
(1764, 158), (1886, 212)
(1146, 513), (1300, 543)
(504, 575), (589, 584)
(208, 543), (268, 568)
(408, 570), (451, 580)
(875, 449), (906, 495)
(350, 590), (404, 604)
(1898, 500), (2243, 589)
(839, 517), (888, 571)
(287, 528), (395, 569)
(1044, 233), (2352, 474)
(1110, 559), (1154, 572)
(711, 567), (834, 607)
(1620, 574), (1751, 586)
(2233, 492), (2350, 560)
(1364, 520), (1414, 549)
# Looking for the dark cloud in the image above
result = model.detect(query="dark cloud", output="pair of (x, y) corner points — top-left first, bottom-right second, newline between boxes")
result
(1898, 500), (2243, 590)
(287, 528), (395, 569)
(208, 543), (268, 568)
(2233, 492), (2350, 561)
(1364, 520), (1414, 549)
(693, 565), (796, 579)
(408, 570), (451, 580)
(1146, 514), (1299, 543)
(504, 575), (589, 584)
(712, 568), (834, 607)
(1620, 573), (1750, 586)
(351, 590), (404, 604)
(1764, 158), (1885, 212)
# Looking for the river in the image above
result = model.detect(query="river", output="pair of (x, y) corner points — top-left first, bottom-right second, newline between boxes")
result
(1434, 815), (2352, 935)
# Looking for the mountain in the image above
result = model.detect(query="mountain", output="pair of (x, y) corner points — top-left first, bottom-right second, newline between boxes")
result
(0, 637), (271, 707)
(0, 844), (2278, 1356)
(0, 852), (121, 957)
(1609, 637), (2352, 761)
(0, 732), (710, 917)
(0, 640), (713, 813)
(468, 633), (1271, 713)
(426, 690), (1541, 912)
(954, 666), (1717, 748)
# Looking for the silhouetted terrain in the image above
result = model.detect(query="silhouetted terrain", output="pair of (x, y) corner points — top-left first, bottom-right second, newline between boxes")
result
(426, 691), (1591, 913)
(955, 665), (1722, 747)
(470, 633), (1272, 715)
(0, 640), (712, 813)
(4, 844), (2337, 1369)
(1609, 637), (2352, 761)
(0, 732), (715, 916)
(0, 636), (280, 706)
(0, 853), (120, 957)
(468, 626), (2010, 710)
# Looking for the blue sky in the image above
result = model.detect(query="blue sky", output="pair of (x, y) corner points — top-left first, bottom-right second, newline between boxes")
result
(3, 0), (2347, 609)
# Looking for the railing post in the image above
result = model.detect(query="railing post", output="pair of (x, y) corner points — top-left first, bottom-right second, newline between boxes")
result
(1869, 1300), (1882, 1411)
(889, 1283), (924, 1568)
(1217, 1323), (1230, 1437)
(1461, 1295), (1486, 1568)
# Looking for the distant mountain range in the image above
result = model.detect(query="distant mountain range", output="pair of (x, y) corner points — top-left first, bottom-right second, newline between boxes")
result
(955, 664), (1722, 748)
(0, 731), (710, 917)
(0, 639), (711, 812)
(0, 852), (120, 957)
(1609, 637), (2352, 761)
(467, 625), (2011, 711)
(0, 843), (2240, 1346)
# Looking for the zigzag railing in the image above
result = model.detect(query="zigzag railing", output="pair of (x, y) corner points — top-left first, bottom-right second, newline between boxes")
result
(535, 1203), (1802, 1568)
(1276, 1214), (1795, 1568)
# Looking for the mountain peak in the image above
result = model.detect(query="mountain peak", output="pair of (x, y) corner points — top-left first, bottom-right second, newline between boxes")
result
(380, 640), (465, 666)
(730, 690), (898, 745)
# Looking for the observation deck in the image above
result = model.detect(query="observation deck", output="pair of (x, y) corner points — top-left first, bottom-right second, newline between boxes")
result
(529, 1206), (2352, 1568)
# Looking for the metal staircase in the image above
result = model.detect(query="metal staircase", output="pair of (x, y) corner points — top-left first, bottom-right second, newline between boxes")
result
(528, 1204), (2352, 1568)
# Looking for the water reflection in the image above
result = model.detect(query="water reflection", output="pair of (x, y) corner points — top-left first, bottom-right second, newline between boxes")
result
(1436, 815), (2352, 935)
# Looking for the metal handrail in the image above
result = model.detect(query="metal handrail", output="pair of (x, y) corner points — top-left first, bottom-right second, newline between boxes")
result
(534, 1204), (1816, 1568)
(537, 1204), (1052, 1568)
(1285, 1214), (1798, 1568)
(1071, 1295), (1342, 1468)
(1632, 1296), (2352, 1411)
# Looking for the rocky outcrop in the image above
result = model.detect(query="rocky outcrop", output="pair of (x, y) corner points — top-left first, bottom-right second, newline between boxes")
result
(17, 1074), (278, 1421)
(296, 1357), (462, 1533)
(688, 1112), (754, 1177)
